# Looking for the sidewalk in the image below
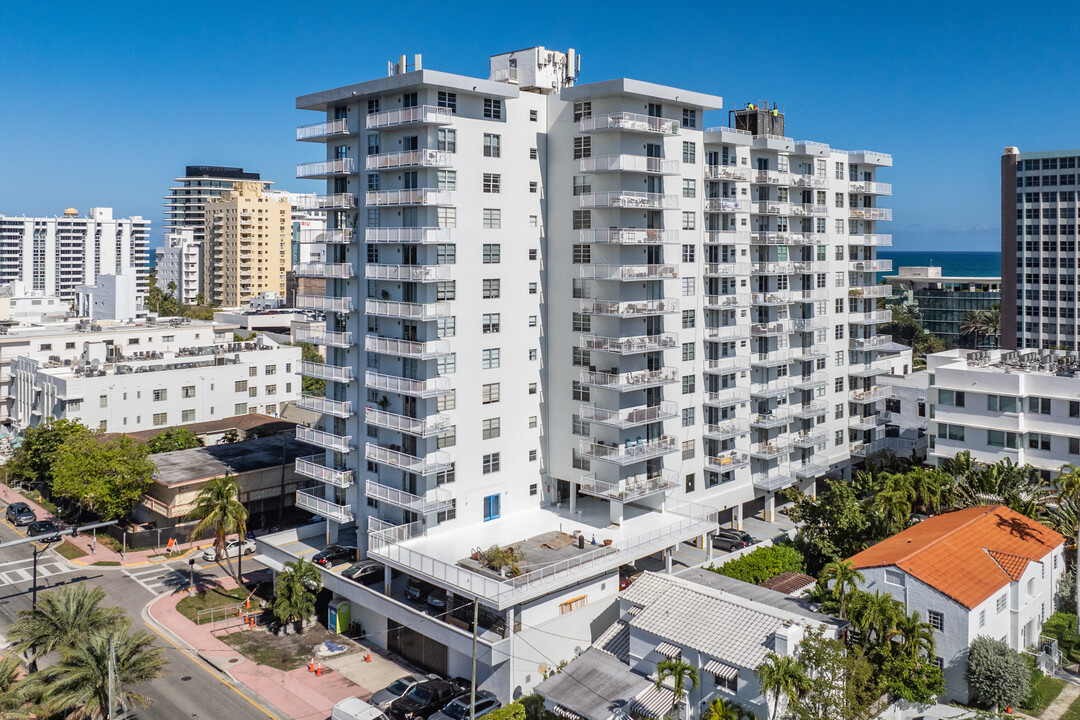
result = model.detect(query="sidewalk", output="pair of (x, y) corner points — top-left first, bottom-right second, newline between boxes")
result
(147, 574), (366, 720)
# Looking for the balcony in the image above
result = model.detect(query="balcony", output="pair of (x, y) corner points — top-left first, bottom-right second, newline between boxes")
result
(366, 189), (453, 206)
(848, 358), (894, 378)
(847, 285), (892, 299)
(366, 105), (454, 129)
(365, 407), (452, 438)
(752, 201), (793, 216)
(704, 262), (752, 277)
(295, 456), (354, 488)
(751, 348), (796, 367)
(295, 489), (354, 524)
(751, 409), (792, 428)
(704, 198), (747, 212)
(578, 402), (679, 428)
(365, 443), (453, 475)
(704, 324), (752, 341)
(790, 174), (830, 189)
(792, 400), (828, 418)
(296, 158), (355, 178)
(294, 328), (353, 348)
(297, 394), (353, 418)
(751, 321), (790, 337)
(791, 317), (829, 332)
(849, 310), (892, 325)
(301, 361), (354, 383)
(579, 155), (680, 174)
(752, 469), (796, 493)
(751, 377), (795, 397)
(366, 150), (454, 171)
(578, 264), (677, 281)
(849, 207), (892, 221)
(752, 262), (795, 275)
(850, 335), (893, 350)
(704, 165), (752, 181)
(707, 452), (751, 472)
(579, 435), (679, 465)
(794, 461), (829, 480)
(751, 440), (792, 459)
(848, 234), (893, 246)
(705, 293), (751, 309)
(850, 385), (892, 404)
(790, 204), (828, 217)
(365, 264), (453, 282)
(579, 367), (679, 391)
(297, 118), (355, 141)
(704, 387), (752, 406)
(849, 259), (893, 273)
(850, 438), (890, 458)
(297, 426), (352, 454)
(578, 228), (678, 245)
(291, 193), (357, 211)
(849, 412), (882, 431)
(365, 299), (453, 320)
(365, 479), (455, 515)
(794, 372), (828, 390)
(752, 170), (792, 186)
(752, 291), (792, 306)
(365, 227), (452, 245)
(577, 191), (678, 210)
(298, 228), (355, 245)
(704, 419), (749, 440)
(705, 231), (751, 245)
(579, 112), (679, 135)
(580, 299), (678, 316)
(294, 262), (354, 279)
(849, 181), (892, 195)
(364, 335), (451, 359)
(580, 333), (678, 354)
(578, 471), (678, 503)
(295, 295), (354, 313)
(365, 371), (452, 398)
(791, 428), (827, 448)
(704, 355), (751, 373)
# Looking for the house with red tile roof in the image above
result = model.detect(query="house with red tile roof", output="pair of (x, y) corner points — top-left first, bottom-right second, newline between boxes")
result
(848, 504), (1065, 703)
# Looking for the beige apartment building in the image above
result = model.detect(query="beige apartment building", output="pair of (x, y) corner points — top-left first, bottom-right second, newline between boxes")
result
(201, 182), (291, 306)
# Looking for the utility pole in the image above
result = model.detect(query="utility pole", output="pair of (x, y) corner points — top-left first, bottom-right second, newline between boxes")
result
(108, 633), (116, 720)
(469, 597), (478, 720)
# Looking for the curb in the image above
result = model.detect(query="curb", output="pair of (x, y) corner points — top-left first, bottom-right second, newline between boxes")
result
(69, 543), (205, 568)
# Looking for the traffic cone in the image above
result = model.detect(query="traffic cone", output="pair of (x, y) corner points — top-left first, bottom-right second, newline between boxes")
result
(316, 661), (322, 677)
(246, 598), (251, 609)
(308, 656), (315, 672)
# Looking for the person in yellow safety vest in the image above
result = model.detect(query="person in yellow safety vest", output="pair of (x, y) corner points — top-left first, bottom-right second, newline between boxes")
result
(772, 108), (779, 117)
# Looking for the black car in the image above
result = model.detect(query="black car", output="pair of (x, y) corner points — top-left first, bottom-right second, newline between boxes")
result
(404, 577), (435, 603)
(426, 587), (447, 610)
(27, 520), (60, 537)
(713, 528), (756, 552)
(387, 679), (470, 720)
(342, 560), (386, 586)
(5, 503), (35, 526)
(311, 544), (356, 567)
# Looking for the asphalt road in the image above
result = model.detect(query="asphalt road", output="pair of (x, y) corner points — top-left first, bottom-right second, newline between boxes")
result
(0, 519), (281, 720)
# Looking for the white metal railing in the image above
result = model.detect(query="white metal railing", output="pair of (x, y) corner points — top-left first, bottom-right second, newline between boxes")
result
(296, 426), (352, 454)
(849, 358), (894, 377)
(848, 285), (892, 298)
(849, 207), (892, 220)
(704, 387), (752, 405)
(577, 191), (678, 209)
(364, 335), (451, 358)
(752, 262), (795, 274)
(797, 288), (830, 302)
(578, 471), (678, 502)
(794, 461), (829, 479)
(294, 262), (354, 279)
(753, 170), (792, 185)
(297, 394), (352, 418)
(791, 428), (828, 446)
(790, 174), (830, 188)
(301, 361), (354, 383)
(752, 201), (793, 215)
(705, 293), (751, 309)
(704, 419), (750, 438)
(294, 328), (353, 348)
(580, 435), (678, 464)
(707, 451), (750, 471)
(295, 489), (354, 523)
(490, 67), (519, 83)
(850, 385), (892, 403)
(366, 149), (453, 170)
(850, 259), (893, 273)
(704, 356), (751, 373)
(848, 233), (893, 246)
(792, 400), (828, 416)
(704, 125), (752, 136)
(580, 112), (679, 134)
(298, 228), (355, 244)
(704, 165), (752, 181)
(366, 189), (453, 206)
(849, 181), (892, 195)
(580, 299), (678, 316)
(704, 198), (746, 212)
(365, 299), (453, 320)
(580, 333), (678, 354)
(705, 231), (751, 245)
(850, 335), (893, 350)
(849, 310), (892, 324)
(297, 118), (352, 141)
(791, 317), (829, 331)
(365, 443), (452, 475)
(752, 291), (792, 305)
(751, 321), (791, 336)
(751, 408), (793, 426)
(849, 412), (882, 429)
(295, 456), (354, 488)
(578, 402), (678, 427)
(365, 479), (454, 515)
(579, 367), (679, 389)
(791, 203), (828, 217)
(364, 264), (453, 282)
(366, 105), (454, 129)
(705, 324), (751, 340)
(365, 227), (452, 244)
(579, 155), (680, 174)
(752, 377), (795, 395)
(751, 440), (792, 457)
(365, 371), (452, 397)
(296, 158), (355, 177)
(578, 228), (678, 245)
(794, 344), (829, 360)
(838, 149), (893, 163)
(704, 262), (752, 276)
(794, 371), (828, 388)
(291, 193), (357, 210)
(364, 406), (452, 437)
(752, 470), (797, 493)
(577, 264), (678, 280)
(295, 295), (354, 313)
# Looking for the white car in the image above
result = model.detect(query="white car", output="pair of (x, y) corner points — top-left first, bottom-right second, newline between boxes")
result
(202, 538), (256, 562)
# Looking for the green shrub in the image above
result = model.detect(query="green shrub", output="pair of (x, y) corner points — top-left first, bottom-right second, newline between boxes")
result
(1043, 612), (1080, 662)
(486, 702), (526, 720)
(707, 542), (806, 585)
(966, 636), (1031, 710)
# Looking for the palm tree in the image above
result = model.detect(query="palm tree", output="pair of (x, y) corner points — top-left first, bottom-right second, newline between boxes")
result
(0, 654), (31, 719)
(654, 657), (698, 720)
(186, 473), (248, 583)
(702, 696), (745, 720)
(892, 611), (936, 659)
(272, 558), (321, 634)
(871, 474), (916, 533)
(755, 652), (805, 720)
(908, 467), (944, 514)
(960, 310), (985, 349)
(1054, 464), (1080, 615)
(19, 620), (166, 720)
(7, 584), (124, 668)
(848, 590), (903, 647)
(981, 303), (1002, 347)
(820, 559), (865, 621)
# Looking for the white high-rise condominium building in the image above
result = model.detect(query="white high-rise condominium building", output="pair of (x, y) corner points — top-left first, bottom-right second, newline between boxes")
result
(155, 229), (202, 304)
(259, 47), (893, 697)
(0, 207), (150, 302)
(163, 166), (270, 243)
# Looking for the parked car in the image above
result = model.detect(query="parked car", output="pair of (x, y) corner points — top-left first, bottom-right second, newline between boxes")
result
(5, 503), (35, 526)
(342, 560), (386, 586)
(387, 679), (470, 720)
(426, 587), (448, 610)
(311, 544), (357, 568)
(202, 538), (256, 562)
(371, 675), (434, 710)
(404, 577), (435, 603)
(619, 564), (642, 591)
(26, 520), (60, 538)
(713, 528), (756, 552)
(429, 690), (501, 720)
(332, 696), (389, 720)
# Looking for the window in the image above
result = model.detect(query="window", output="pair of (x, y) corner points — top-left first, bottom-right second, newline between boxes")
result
(482, 383), (501, 404)
(483, 244), (501, 263)
(572, 175), (591, 196)
(437, 169), (457, 190)
(937, 423), (965, 442)
(1028, 432), (1052, 451)
(573, 210), (591, 229)
(437, 128), (456, 153)
(988, 394), (1019, 412)
(682, 179), (696, 198)
(979, 609), (986, 627)
(529, 283), (537, 294)
(682, 375), (696, 394)
(181, 409), (195, 423)
(573, 101), (592, 122)
(153, 412), (168, 426)
(436, 354), (456, 375)
(482, 313), (500, 333)
(529, 181), (538, 193)
(682, 342), (695, 361)
(235, 380), (248, 393)
(682, 245), (696, 263)
(884, 569), (905, 586)
(437, 91), (456, 111)
(66, 400), (81, 412)
(482, 208), (501, 229)
(481, 348), (500, 369)
(681, 278), (695, 296)
(482, 418), (501, 440)
(529, 416), (538, 428)
(927, 610), (944, 632)
(682, 108), (696, 128)
(933, 657), (944, 670)
(530, 148), (538, 160)
(1029, 396), (1052, 414)
(529, 109), (538, 122)
(483, 173), (501, 193)
(572, 381), (590, 402)
(483, 133), (501, 157)
(559, 596), (586, 615)
(99, 394), (108, 408)
(437, 390), (456, 411)
(997, 593), (1007, 613)
(437, 281), (456, 300)
(1072, 401), (1080, 418)
(528, 382), (537, 394)
(483, 454), (501, 475)
(682, 407), (695, 427)
(682, 310), (696, 329)
(573, 137), (591, 160)
(682, 212), (696, 230)
(529, 349), (537, 361)
(437, 317), (456, 338)
(249, 386), (258, 398)
(988, 430), (1019, 449)
(571, 414), (590, 436)
(682, 141), (696, 163)
(436, 427), (456, 449)
(266, 384), (277, 395)
(938, 389), (965, 407)
(529, 315), (537, 327)
(1071, 437), (1080, 455)
(483, 279), (501, 298)
(483, 98), (502, 120)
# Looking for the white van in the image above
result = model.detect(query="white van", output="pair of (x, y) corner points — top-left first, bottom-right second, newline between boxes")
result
(332, 697), (390, 720)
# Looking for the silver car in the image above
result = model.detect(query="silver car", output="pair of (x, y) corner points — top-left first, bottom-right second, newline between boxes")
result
(429, 690), (501, 720)
(371, 675), (433, 710)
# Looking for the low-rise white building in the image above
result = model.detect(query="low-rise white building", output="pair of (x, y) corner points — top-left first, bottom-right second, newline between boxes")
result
(73, 271), (143, 321)
(0, 281), (66, 324)
(155, 229), (202, 304)
(10, 334), (301, 434)
(850, 504), (1065, 704)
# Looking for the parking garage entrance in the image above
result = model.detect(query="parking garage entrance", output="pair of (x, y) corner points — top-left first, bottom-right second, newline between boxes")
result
(387, 620), (448, 677)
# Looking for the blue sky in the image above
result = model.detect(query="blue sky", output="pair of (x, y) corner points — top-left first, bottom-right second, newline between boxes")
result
(2, 1), (1079, 251)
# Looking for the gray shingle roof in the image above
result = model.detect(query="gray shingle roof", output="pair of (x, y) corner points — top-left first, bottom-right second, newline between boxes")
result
(535, 648), (651, 720)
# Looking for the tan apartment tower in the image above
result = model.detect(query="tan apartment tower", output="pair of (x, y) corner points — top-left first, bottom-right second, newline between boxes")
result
(201, 182), (291, 306)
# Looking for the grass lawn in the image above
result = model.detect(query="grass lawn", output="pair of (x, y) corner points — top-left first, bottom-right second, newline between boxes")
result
(1021, 675), (1066, 715)
(175, 585), (267, 625)
(92, 561), (120, 566)
(219, 624), (352, 672)
(54, 541), (87, 560)
(1060, 693), (1080, 720)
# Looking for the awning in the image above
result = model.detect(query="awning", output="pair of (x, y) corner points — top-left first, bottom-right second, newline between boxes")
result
(654, 642), (681, 659)
(631, 686), (674, 719)
(552, 706), (587, 720)
(626, 605), (642, 617)
(703, 660), (739, 682)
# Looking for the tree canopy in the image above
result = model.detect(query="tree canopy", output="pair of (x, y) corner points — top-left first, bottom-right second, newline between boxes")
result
(707, 542), (805, 585)
(7, 418), (92, 486)
(145, 427), (203, 454)
(966, 636), (1030, 710)
(51, 434), (155, 520)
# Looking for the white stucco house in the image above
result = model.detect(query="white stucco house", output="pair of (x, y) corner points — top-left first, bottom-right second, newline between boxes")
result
(849, 504), (1065, 704)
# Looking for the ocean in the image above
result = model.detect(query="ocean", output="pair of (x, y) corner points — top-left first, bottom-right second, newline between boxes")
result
(877, 250), (1002, 280)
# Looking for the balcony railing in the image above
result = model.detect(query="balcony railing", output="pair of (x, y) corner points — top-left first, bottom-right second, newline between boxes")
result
(366, 189), (453, 206)
(752, 261), (796, 275)
(704, 165), (752, 181)
(579, 155), (680, 174)
(297, 118), (354, 141)
(752, 202), (792, 215)
(365, 479), (454, 515)
(366, 149), (453, 170)
(850, 259), (893, 273)
(297, 394), (352, 418)
(365, 407), (452, 437)
(294, 328), (353, 348)
(578, 401), (678, 428)
(294, 262), (354, 279)
(848, 358), (894, 377)
(791, 428), (827, 447)
(578, 264), (678, 281)
(752, 470), (797, 493)
(849, 207), (892, 221)
(295, 456), (354, 488)
(366, 105), (454, 129)
(291, 193), (357, 210)
(705, 293), (751, 309)
(365, 371), (452, 398)
(578, 228), (678, 245)
(704, 418), (750, 440)
(580, 299), (678, 316)
(580, 333), (678, 354)
(790, 174), (830, 189)
(849, 310), (892, 325)
(365, 227), (452, 244)
(295, 295), (354, 313)
(705, 324), (752, 341)
(577, 192), (678, 209)
(579, 435), (679, 465)
(580, 112), (679, 135)
(790, 203), (828, 217)
(365, 443), (453, 475)
(296, 158), (355, 178)
(751, 408), (792, 428)
(301, 361), (354, 383)
(365, 299), (454, 320)
(296, 426), (352, 454)
(850, 385), (892, 403)
(751, 321), (791, 336)
(364, 335), (451, 359)
(298, 228), (355, 244)
(793, 372), (828, 389)
(707, 451), (751, 472)
(791, 317), (829, 331)
(794, 461), (829, 479)
(752, 291), (792, 306)
(704, 198), (747, 212)
(704, 355), (751, 373)
(792, 400), (828, 417)
(752, 377), (795, 396)
(705, 231), (751, 245)
(703, 262), (752, 276)
(847, 285), (892, 299)
(295, 489), (354, 523)
(848, 234), (893, 246)
(849, 181), (892, 195)
(578, 471), (678, 502)
(751, 440), (792, 458)
(703, 386), (752, 405)
(365, 264), (453, 282)
(850, 335), (894, 350)
(849, 412), (882, 430)
(579, 367), (679, 390)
